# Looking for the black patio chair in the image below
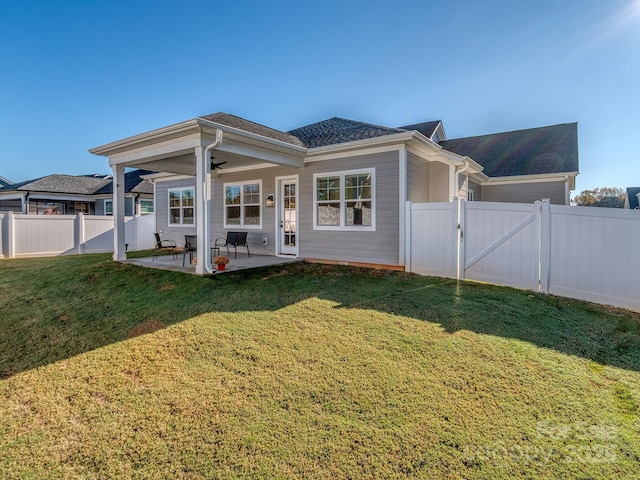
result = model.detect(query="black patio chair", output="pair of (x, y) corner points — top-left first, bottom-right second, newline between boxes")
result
(215, 231), (251, 259)
(153, 233), (177, 261)
(183, 234), (197, 266)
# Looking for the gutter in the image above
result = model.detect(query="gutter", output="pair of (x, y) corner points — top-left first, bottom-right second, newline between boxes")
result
(202, 129), (223, 274)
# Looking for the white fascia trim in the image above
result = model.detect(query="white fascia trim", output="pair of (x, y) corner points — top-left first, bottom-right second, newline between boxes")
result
(27, 193), (97, 202)
(0, 192), (26, 201)
(90, 119), (201, 156)
(482, 171), (579, 186)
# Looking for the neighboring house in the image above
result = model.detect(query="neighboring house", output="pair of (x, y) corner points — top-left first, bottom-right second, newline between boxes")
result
(624, 187), (640, 209)
(0, 170), (154, 215)
(90, 112), (579, 273)
(0, 176), (13, 189)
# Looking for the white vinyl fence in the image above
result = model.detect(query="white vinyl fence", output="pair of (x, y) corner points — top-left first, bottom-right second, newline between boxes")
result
(407, 199), (640, 312)
(0, 212), (155, 258)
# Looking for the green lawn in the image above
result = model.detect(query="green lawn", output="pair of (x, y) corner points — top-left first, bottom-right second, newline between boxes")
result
(1, 254), (639, 479)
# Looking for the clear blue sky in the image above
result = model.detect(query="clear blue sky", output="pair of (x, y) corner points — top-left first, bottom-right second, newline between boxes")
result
(1, 0), (639, 195)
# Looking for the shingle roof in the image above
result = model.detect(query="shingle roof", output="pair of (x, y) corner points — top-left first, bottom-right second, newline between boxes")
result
(398, 120), (441, 139)
(0, 170), (153, 196)
(627, 187), (640, 209)
(289, 117), (407, 148)
(0, 176), (12, 188)
(439, 123), (579, 177)
(95, 169), (154, 195)
(200, 112), (305, 147)
(4, 174), (112, 195)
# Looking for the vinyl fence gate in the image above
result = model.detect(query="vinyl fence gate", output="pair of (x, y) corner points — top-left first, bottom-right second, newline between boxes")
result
(406, 199), (640, 312)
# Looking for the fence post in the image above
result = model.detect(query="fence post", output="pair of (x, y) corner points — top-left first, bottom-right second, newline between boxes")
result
(457, 198), (466, 281)
(539, 199), (551, 294)
(405, 201), (412, 272)
(7, 211), (14, 259)
(76, 213), (85, 255)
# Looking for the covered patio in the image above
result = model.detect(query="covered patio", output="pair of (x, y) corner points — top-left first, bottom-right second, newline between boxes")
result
(90, 113), (307, 275)
(125, 252), (302, 275)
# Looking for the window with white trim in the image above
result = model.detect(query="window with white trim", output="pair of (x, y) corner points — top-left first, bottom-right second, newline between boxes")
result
(140, 200), (154, 215)
(168, 187), (194, 225)
(313, 169), (375, 231)
(468, 189), (475, 201)
(105, 200), (113, 215)
(224, 180), (262, 228)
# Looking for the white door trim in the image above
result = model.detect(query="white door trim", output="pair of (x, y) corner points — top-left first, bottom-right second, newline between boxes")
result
(275, 175), (299, 257)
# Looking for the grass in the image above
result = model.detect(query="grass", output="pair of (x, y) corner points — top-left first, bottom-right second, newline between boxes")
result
(1, 253), (639, 479)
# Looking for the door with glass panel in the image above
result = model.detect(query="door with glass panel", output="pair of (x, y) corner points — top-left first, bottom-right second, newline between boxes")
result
(278, 178), (298, 255)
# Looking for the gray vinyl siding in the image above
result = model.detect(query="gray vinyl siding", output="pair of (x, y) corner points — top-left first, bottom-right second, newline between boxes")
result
(481, 181), (566, 204)
(210, 151), (401, 266)
(407, 153), (430, 203)
(0, 199), (22, 213)
(211, 166), (295, 256)
(156, 151), (402, 265)
(155, 178), (197, 246)
(301, 152), (400, 265)
(429, 162), (450, 202)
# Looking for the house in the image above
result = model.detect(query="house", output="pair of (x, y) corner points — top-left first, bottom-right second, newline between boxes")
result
(0, 170), (154, 215)
(90, 112), (579, 273)
(625, 187), (640, 209)
(0, 176), (13, 189)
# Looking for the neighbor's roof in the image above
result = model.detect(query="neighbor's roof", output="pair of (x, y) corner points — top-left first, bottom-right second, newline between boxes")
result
(200, 112), (305, 147)
(0, 170), (154, 196)
(4, 174), (113, 195)
(289, 117), (410, 148)
(0, 176), (13, 188)
(626, 187), (640, 209)
(94, 169), (155, 195)
(439, 123), (579, 177)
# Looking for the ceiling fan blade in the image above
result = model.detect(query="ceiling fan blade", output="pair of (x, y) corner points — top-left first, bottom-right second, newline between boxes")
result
(210, 160), (228, 170)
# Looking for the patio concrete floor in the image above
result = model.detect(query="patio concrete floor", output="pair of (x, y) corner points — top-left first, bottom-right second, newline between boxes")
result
(125, 252), (302, 275)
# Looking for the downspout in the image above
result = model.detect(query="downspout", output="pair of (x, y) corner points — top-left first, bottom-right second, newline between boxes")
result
(23, 192), (29, 214)
(202, 129), (223, 274)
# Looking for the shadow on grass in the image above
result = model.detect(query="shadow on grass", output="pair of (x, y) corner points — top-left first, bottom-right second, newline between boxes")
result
(1, 254), (639, 378)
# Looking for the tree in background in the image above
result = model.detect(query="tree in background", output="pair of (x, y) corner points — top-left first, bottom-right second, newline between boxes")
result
(573, 187), (626, 208)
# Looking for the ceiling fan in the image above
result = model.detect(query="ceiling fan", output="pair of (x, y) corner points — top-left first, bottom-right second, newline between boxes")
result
(210, 156), (227, 170)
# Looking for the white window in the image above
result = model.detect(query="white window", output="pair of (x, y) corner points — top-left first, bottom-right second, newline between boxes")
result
(224, 180), (262, 228)
(168, 187), (194, 225)
(468, 190), (475, 202)
(313, 168), (375, 231)
(105, 200), (113, 215)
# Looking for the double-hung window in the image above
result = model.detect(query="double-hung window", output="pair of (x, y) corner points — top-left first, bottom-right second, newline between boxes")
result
(168, 187), (194, 225)
(313, 168), (375, 231)
(224, 180), (261, 228)
(105, 200), (113, 215)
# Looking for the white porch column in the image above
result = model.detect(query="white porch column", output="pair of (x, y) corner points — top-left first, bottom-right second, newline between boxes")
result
(112, 164), (126, 261)
(195, 146), (207, 274)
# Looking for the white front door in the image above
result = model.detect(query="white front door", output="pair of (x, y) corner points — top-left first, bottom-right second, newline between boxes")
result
(278, 177), (298, 256)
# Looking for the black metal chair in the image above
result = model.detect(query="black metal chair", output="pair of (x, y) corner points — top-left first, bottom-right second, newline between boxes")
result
(153, 233), (177, 261)
(183, 234), (197, 266)
(215, 231), (251, 259)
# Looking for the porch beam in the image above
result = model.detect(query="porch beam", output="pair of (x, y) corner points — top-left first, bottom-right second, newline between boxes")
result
(216, 142), (304, 168)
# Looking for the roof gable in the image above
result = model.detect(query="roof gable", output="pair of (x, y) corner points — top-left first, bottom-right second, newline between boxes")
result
(439, 123), (579, 177)
(289, 117), (406, 148)
(200, 112), (305, 147)
(398, 120), (441, 139)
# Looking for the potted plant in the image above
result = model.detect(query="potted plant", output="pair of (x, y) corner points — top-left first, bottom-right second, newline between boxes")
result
(213, 255), (229, 271)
